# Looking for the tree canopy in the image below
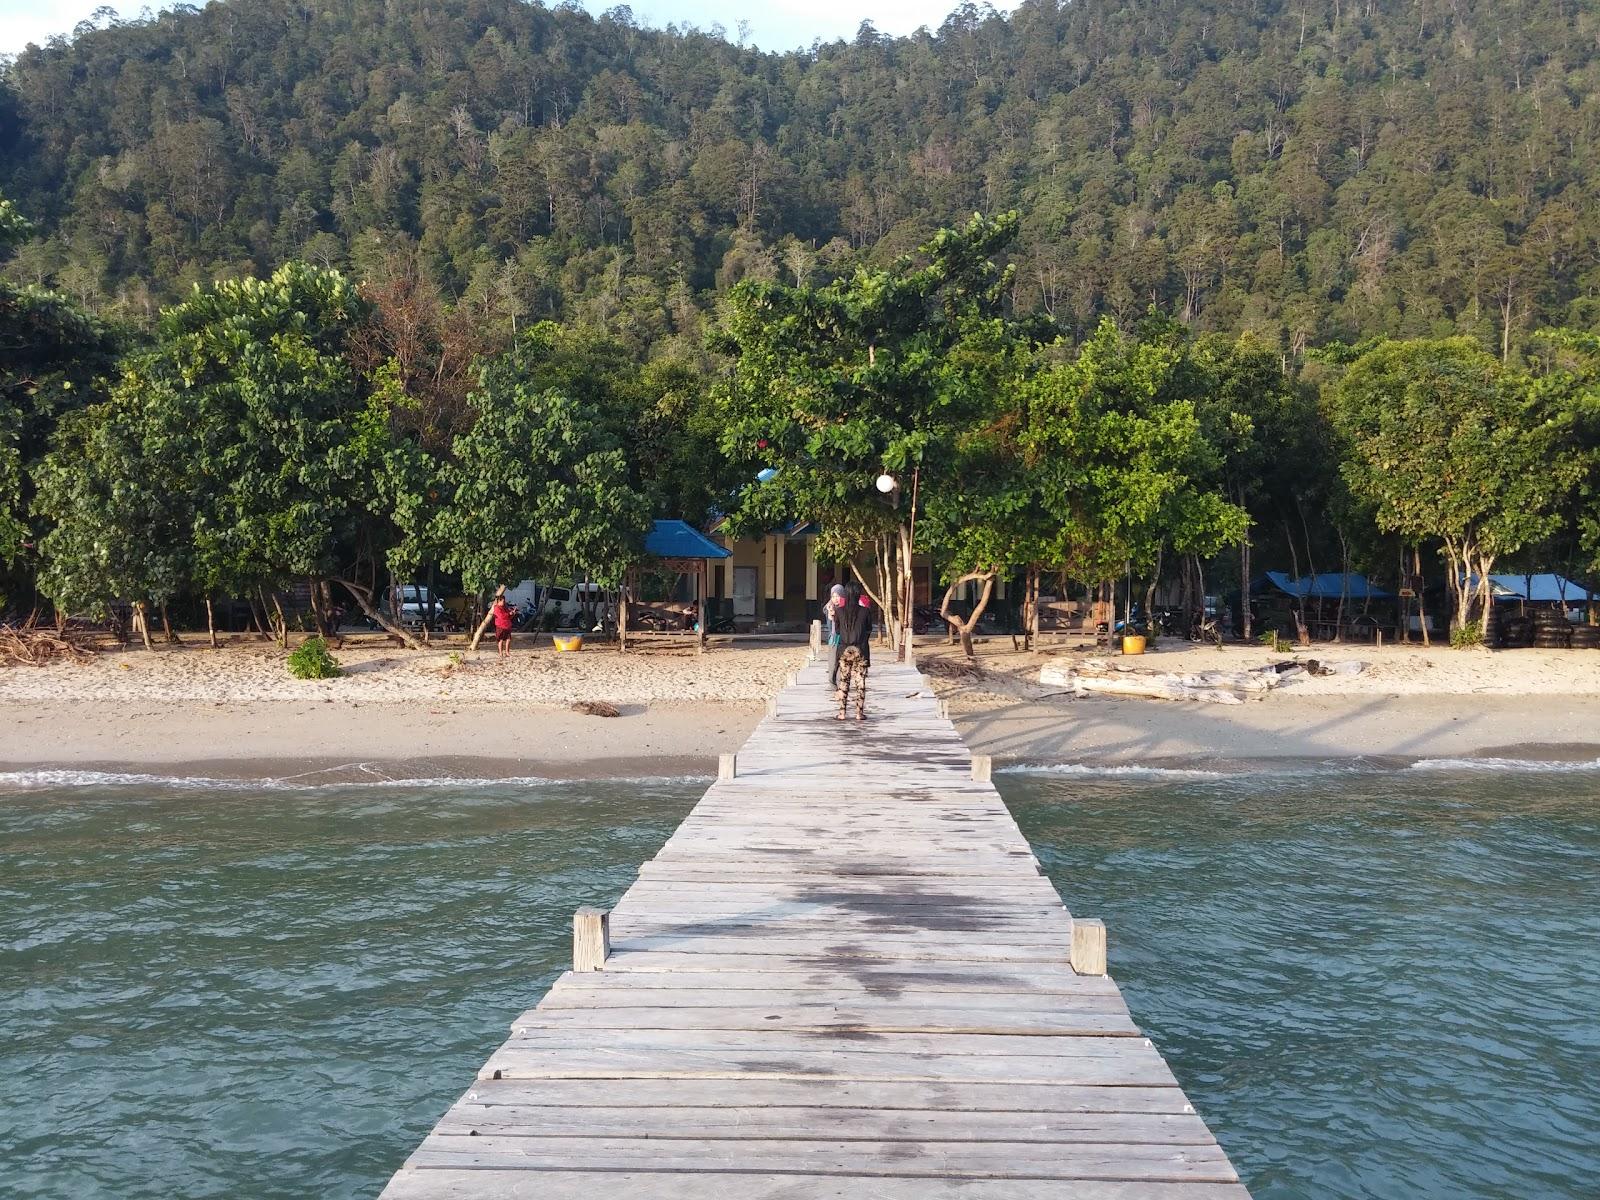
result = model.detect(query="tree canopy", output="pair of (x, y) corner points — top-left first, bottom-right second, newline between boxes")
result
(4, 0), (1600, 362)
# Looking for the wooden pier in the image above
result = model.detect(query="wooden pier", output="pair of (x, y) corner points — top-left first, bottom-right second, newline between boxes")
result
(380, 656), (1249, 1199)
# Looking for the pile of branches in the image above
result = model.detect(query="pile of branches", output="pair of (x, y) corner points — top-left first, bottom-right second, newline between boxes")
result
(0, 621), (98, 667)
(922, 656), (983, 680)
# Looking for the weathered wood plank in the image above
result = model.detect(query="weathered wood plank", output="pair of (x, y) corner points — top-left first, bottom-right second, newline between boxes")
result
(403, 1136), (1239, 1182)
(433, 1106), (1216, 1144)
(452, 1077), (1198, 1113)
(512, 1005), (1141, 1036)
(382, 1171), (1253, 1199)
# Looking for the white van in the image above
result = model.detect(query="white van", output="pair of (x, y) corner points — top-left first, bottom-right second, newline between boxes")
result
(502, 581), (607, 628)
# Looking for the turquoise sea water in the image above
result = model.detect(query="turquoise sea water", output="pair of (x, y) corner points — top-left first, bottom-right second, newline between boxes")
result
(1003, 765), (1600, 1199)
(0, 766), (1596, 1198)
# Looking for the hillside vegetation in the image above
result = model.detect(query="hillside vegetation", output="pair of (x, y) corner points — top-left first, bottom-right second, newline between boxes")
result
(3, 0), (1598, 359)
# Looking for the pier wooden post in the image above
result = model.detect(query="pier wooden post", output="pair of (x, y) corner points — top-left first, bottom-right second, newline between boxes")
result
(971, 754), (992, 783)
(718, 753), (737, 781)
(1071, 917), (1107, 976)
(809, 619), (822, 657)
(573, 907), (610, 973)
(766, 697), (778, 718)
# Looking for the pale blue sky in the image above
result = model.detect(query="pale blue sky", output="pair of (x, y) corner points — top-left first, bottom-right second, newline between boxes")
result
(0, 0), (1017, 56)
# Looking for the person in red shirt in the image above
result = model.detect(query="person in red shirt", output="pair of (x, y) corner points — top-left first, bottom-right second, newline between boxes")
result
(490, 587), (516, 661)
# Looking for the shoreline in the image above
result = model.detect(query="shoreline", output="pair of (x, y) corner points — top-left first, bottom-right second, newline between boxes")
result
(6, 639), (1600, 784)
(4, 694), (1600, 784)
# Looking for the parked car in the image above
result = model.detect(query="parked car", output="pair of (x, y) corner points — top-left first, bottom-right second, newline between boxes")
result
(394, 584), (451, 629)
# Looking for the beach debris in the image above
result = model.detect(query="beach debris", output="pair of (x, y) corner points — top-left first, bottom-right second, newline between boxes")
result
(1303, 658), (1368, 677)
(1040, 659), (1281, 704)
(571, 700), (621, 717)
(0, 622), (97, 667)
(922, 656), (983, 679)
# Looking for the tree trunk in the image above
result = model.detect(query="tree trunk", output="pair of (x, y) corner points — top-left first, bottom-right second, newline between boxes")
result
(133, 601), (154, 651)
(269, 591), (290, 649)
(307, 575), (329, 637)
(1240, 534), (1252, 640)
(160, 603), (179, 644)
(1284, 519), (1309, 644)
(1025, 565), (1040, 652)
(940, 572), (997, 659)
(468, 604), (495, 653)
(205, 596), (218, 649)
(335, 578), (425, 649)
(1413, 547), (1431, 647)
(1477, 552), (1497, 639)
(1335, 530), (1350, 643)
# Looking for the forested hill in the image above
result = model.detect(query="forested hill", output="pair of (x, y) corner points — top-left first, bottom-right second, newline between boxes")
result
(3, 0), (1599, 360)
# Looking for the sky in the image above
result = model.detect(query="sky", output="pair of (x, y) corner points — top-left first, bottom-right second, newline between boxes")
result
(0, 0), (1019, 56)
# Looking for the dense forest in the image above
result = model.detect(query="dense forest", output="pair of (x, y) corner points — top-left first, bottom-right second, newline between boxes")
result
(4, 0), (1600, 653)
(4, 0), (1600, 361)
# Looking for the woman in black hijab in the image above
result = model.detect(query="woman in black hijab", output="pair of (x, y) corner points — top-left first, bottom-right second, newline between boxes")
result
(833, 581), (872, 721)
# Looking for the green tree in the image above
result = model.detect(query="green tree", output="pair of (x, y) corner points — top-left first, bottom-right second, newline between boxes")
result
(1329, 338), (1575, 638)
(0, 191), (118, 586)
(1021, 318), (1248, 629)
(435, 333), (650, 651)
(154, 262), (429, 645)
(33, 362), (196, 646)
(713, 213), (1029, 648)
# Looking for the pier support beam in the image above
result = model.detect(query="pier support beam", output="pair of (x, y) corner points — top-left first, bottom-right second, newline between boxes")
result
(1071, 917), (1107, 976)
(970, 754), (992, 783)
(719, 753), (737, 781)
(573, 907), (610, 973)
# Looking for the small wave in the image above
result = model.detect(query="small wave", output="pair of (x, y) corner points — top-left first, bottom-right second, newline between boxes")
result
(0, 768), (709, 792)
(1409, 756), (1600, 773)
(999, 762), (1230, 779)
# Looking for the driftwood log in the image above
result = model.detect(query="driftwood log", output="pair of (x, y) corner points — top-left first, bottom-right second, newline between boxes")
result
(0, 623), (97, 667)
(1040, 659), (1280, 704)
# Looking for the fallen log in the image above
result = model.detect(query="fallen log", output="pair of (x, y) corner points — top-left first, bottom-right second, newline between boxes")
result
(1040, 659), (1281, 704)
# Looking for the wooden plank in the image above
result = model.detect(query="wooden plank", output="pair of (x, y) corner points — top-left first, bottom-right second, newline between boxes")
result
(496, 1027), (1161, 1060)
(382, 1171), (1253, 1199)
(403, 1136), (1240, 1182)
(540, 965), (1124, 994)
(479, 1048), (1179, 1088)
(434, 1106), (1216, 1144)
(453, 1077), (1199, 1113)
(512, 1005), (1141, 1036)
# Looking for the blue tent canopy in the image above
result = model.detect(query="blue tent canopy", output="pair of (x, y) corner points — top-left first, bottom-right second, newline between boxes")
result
(1255, 571), (1393, 600)
(643, 519), (731, 560)
(1467, 573), (1597, 603)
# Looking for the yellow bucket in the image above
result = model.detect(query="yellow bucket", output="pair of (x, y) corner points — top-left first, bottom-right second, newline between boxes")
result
(1121, 634), (1147, 655)
(552, 635), (584, 652)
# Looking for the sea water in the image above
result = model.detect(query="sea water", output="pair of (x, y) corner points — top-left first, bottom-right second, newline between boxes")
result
(1002, 765), (1600, 1199)
(0, 766), (1596, 1199)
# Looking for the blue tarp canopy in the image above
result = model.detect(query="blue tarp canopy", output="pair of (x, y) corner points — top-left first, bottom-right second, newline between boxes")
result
(643, 519), (731, 560)
(1255, 571), (1394, 600)
(1467, 573), (1597, 603)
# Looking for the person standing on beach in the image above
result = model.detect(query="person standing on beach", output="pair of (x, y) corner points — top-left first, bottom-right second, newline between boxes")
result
(834, 582), (871, 722)
(824, 583), (846, 687)
(490, 587), (516, 661)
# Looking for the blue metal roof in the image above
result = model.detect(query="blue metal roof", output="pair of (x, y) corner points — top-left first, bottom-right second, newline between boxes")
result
(1470, 573), (1597, 603)
(644, 519), (732, 560)
(1257, 571), (1394, 600)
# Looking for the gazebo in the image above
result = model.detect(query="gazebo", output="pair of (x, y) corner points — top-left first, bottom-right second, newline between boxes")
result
(620, 520), (733, 653)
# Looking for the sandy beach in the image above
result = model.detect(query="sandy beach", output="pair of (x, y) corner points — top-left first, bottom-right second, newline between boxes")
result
(4, 633), (1599, 779)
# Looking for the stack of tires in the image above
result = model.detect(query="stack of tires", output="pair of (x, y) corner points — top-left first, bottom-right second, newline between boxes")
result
(1533, 609), (1572, 649)
(1499, 614), (1534, 648)
(1570, 623), (1600, 650)
(1483, 606), (1503, 648)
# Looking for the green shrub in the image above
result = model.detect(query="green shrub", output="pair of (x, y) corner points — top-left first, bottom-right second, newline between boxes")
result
(1257, 629), (1292, 653)
(287, 636), (342, 679)
(1449, 624), (1485, 649)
